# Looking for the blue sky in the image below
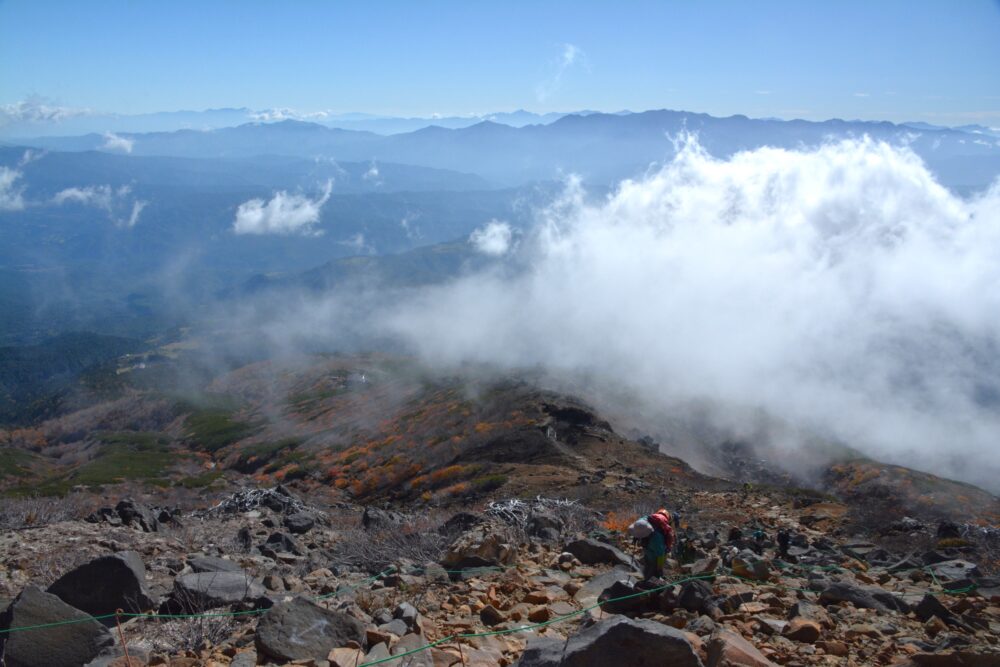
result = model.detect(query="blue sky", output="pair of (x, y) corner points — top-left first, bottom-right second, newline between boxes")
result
(1, 0), (999, 125)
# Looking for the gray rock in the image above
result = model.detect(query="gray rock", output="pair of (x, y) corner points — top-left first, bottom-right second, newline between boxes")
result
(188, 555), (243, 574)
(379, 618), (409, 637)
(731, 549), (771, 581)
(262, 531), (303, 556)
(391, 633), (433, 666)
(819, 582), (894, 612)
(394, 601), (419, 629)
(598, 580), (648, 614)
(564, 538), (633, 567)
(573, 567), (635, 607)
(679, 580), (717, 615)
(255, 597), (366, 661)
(516, 615), (703, 666)
(173, 571), (264, 611)
(707, 627), (777, 667)
(115, 498), (159, 532)
(365, 642), (391, 661)
(283, 512), (315, 535)
(480, 604), (505, 627)
(230, 650), (258, 667)
(527, 512), (564, 541)
(927, 560), (981, 583)
(47, 550), (155, 620)
(0, 586), (115, 667)
(362, 507), (405, 530)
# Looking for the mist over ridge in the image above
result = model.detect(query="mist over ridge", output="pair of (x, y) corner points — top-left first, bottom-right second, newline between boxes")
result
(246, 136), (1000, 491)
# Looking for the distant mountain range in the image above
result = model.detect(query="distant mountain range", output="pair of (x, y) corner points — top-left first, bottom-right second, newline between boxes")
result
(0, 107), (584, 138)
(14, 109), (1000, 191)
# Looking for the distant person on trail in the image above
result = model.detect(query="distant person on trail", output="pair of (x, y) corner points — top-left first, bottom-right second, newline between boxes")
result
(777, 528), (791, 559)
(628, 508), (675, 580)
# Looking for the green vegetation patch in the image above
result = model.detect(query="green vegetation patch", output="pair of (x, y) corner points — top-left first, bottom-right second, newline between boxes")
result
(469, 474), (508, 494)
(0, 448), (36, 478)
(9, 431), (174, 496)
(186, 410), (257, 453)
(232, 437), (302, 472)
(177, 470), (225, 489)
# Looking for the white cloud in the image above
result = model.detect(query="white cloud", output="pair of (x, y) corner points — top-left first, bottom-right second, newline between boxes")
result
(400, 212), (421, 241)
(469, 220), (514, 256)
(535, 43), (585, 103)
(754, 90), (772, 96)
(232, 180), (333, 235)
(0, 151), (49, 211)
(0, 167), (25, 211)
(52, 184), (146, 226)
(250, 108), (331, 122)
(854, 92), (870, 98)
(0, 96), (90, 126)
(123, 200), (146, 228)
(363, 161), (381, 184)
(339, 232), (372, 254)
(101, 132), (134, 153)
(53, 184), (129, 209)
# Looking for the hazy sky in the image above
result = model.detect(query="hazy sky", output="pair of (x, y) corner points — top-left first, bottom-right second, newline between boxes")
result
(2, 0), (999, 125)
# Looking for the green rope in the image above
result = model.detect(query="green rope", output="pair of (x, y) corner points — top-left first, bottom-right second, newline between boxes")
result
(0, 612), (118, 635)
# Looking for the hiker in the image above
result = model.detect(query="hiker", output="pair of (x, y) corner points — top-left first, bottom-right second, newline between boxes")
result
(777, 528), (791, 559)
(628, 508), (675, 580)
(751, 526), (767, 554)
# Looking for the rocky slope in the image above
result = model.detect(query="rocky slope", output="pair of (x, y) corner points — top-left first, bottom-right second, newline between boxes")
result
(1, 480), (999, 666)
(0, 355), (998, 665)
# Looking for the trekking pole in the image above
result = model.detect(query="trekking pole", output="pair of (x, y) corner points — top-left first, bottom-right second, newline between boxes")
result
(114, 608), (133, 667)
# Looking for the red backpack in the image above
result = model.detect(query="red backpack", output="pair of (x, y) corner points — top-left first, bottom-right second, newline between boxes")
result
(647, 510), (675, 550)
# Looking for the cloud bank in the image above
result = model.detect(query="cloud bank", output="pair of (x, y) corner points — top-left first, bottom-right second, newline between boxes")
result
(367, 137), (1000, 489)
(232, 180), (333, 235)
(0, 96), (90, 126)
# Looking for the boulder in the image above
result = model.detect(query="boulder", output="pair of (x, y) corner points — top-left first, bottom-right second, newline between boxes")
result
(573, 567), (634, 608)
(927, 560), (981, 583)
(563, 538), (633, 567)
(0, 585), (115, 667)
(731, 550), (771, 581)
(255, 597), (366, 661)
(480, 604), (506, 627)
(598, 580), (649, 614)
(262, 531), (303, 556)
(173, 571), (264, 611)
(707, 628), (777, 667)
(527, 511), (564, 542)
(283, 512), (316, 535)
(442, 525), (518, 569)
(394, 601), (420, 631)
(46, 550), (155, 620)
(516, 615), (704, 666)
(188, 555), (243, 574)
(819, 582), (891, 612)
(678, 580), (717, 615)
(783, 617), (822, 643)
(362, 507), (406, 530)
(115, 498), (160, 532)
(439, 512), (481, 535)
